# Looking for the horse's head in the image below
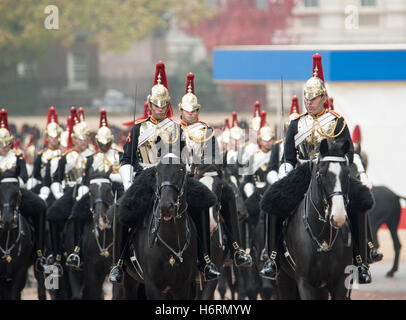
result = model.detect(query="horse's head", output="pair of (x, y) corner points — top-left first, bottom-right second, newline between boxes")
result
(314, 139), (350, 229)
(89, 179), (114, 230)
(155, 153), (187, 222)
(0, 178), (21, 230)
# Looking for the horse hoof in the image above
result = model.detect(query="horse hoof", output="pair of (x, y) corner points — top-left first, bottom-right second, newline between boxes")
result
(386, 272), (394, 278)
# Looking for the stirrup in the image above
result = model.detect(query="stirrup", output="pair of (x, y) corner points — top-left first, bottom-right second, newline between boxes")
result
(66, 247), (82, 270)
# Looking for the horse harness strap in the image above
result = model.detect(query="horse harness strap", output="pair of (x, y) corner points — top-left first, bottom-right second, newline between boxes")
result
(0, 214), (24, 263)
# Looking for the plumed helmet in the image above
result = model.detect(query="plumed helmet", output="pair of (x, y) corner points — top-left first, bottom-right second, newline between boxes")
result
(230, 112), (243, 141)
(71, 106), (90, 141)
(258, 111), (275, 142)
(328, 97), (335, 110)
(96, 109), (114, 145)
(222, 118), (231, 144)
(179, 73), (201, 113)
(251, 101), (262, 131)
(45, 106), (62, 139)
(0, 109), (13, 147)
(352, 125), (361, 144)
(304, 53), (327, 102)
(147, 62), (173, 117)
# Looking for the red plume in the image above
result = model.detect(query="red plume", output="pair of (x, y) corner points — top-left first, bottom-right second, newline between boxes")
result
(260, 111), (267, 129)
(47, 107), (58, 125)
(13, 138), (22, 151)
(67, 107), (78, 149)
(312, 53), (329, 110)
(78, 107), (85, 122)
(224, 118), (230, 129)
(352, 125), (362, 144)
(231, 112), (238, 127)
(152, 61), (173, 118)
(0, 109), (10, 131)
(253, 101), (261, 117)
(328, 97), (334, 110)
(186, 73), (195, 94)
(290, 96), (300, 115)
(99, 109), (108, 128)
(70, 107), (79, 124)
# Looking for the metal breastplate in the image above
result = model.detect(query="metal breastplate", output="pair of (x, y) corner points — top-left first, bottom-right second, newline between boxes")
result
(0, 151), (17, 173)
(182, 122), (207, 164)
(251, 150), (270, 187)
(296, 115), (336, 160)
(137, 119), (178, 166)
(64, 150), (90, 183)
(41, 148), (62, 178)
(91, 149), (121, 176)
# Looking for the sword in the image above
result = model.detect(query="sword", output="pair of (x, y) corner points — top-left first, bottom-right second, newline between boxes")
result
(129, 85), (137, 184)
(280, 74), (287, 169)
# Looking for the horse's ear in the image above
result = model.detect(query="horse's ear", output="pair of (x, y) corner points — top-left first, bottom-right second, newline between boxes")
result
(342, 140), (350, 155)
(319, 139), (329, 156)
(355, 143), (361, 154)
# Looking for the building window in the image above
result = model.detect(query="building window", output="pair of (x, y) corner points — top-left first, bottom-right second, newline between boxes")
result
(255, 0), (268, 10)
(16, 61), (37, 78)
(361, 0), (376, 6)
(67, 52), (88, 90)
(304, 0), (318, 7)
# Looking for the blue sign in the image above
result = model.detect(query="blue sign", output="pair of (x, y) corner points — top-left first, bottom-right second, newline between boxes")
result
(213, 48), (406, 82)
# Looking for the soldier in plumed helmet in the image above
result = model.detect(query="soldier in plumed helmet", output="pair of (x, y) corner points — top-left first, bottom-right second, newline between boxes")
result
(178, 72), (252, 281)
(0, 109), (47, 272)
(260, 53), (374, 284)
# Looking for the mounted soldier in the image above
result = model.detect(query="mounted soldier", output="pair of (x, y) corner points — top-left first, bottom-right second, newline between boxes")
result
(46, 107), (93, 271)
(66, 109), (124, 269)
(0, 109), (47, 272)
(27, 107), (63, 203)
(108, 61), (179, 283)
(260, 53), (374, 284)
(178, 72), (252, 280)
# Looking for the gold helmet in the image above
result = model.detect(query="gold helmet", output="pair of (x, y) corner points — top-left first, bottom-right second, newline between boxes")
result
(258, 111), (275, 142)
(45, 106), (62, 139)
(230, 112), (243, 141)
(0, 109), (13, 147)
(71, 107), (89, 141)
(96, 109), (114, 145)
(304, 53), (327, 101)
(179, 73), (201, 113)
(251, 101), (262, 132)
(147, 62), (173, 116)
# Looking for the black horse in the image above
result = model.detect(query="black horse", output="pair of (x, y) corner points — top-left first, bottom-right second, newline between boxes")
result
(72, 180), (122, 299)
(118, 155), (199, 299)
(264, 140), (354, 300)
(0, 179), (33, 299)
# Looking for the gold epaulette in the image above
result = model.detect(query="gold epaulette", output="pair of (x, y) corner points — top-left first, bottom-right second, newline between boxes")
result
(62, 149), (72, 157)
(275, 138), (284, 144)
(38, 149), (45, 155)
(329, 110), (342, 118)
(13, 149), (22, 156)
(134, 118), (147, 125)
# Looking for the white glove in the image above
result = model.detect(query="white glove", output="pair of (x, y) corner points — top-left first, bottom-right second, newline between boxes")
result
(39, 186), (50, 201)
(360, 172), (373, 189)
(243, 183), (255, 198)
(19, 177), (26, 189)
(119, 164), (134, 191)
(50, 182), (64, 200)
(76, 185), (89, 201)
(109, 173), (122, 184)
(266, 170), (279, 185)
(278, 162), (294, 180)
(26, 177), (40, 190)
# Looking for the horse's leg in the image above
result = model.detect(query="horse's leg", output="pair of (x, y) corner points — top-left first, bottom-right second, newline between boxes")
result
(67, 268), (83, 299)
(277, 266), (299, 300)
(386, 224), (402, 278)
(121, 272), (142, 300)
(201, 279), (218, 300)
(330, 275), (350, 300)
(34, 268), (47, 300)
(297, 277), (323, 300)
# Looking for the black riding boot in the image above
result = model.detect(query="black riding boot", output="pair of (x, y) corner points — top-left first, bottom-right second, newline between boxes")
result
(351, 211), (372, 284)
(66, 217), (84, 269)
(366, 212), (383, 264)
(31, 208), (47, 273)
(109, 224), (129, 284)
(220, 197), (252, 267)
(195, 209), (221, 282)
(47, 221), (64, 276)
(260, 214), (281, 280)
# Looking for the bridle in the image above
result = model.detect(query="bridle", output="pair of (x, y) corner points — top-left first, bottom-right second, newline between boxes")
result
(89, 178), (113, 257)
(303, 156), (350, 252)
(150, 155), (190, 264)
(0, 178), (24, 263)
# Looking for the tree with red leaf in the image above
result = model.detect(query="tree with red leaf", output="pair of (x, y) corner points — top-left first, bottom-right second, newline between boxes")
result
(179, 0), (295, 112)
